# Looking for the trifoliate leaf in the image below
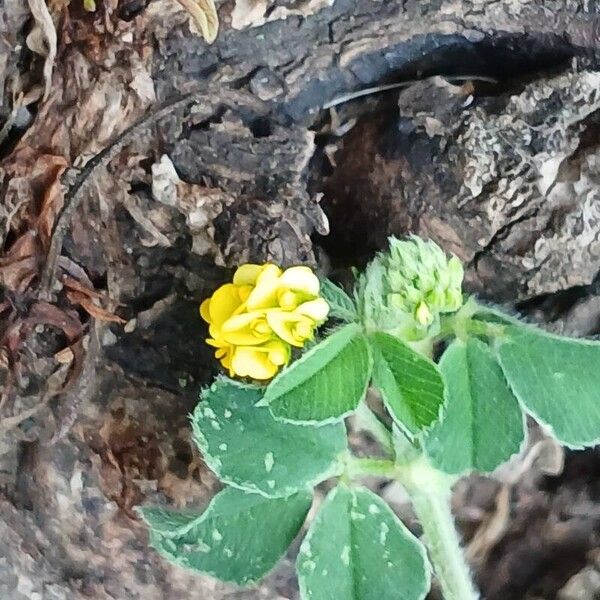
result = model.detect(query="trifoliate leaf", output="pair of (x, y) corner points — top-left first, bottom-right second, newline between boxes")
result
(192, 379), (347, 497)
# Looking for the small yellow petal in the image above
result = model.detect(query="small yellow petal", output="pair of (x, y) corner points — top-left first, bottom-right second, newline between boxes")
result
(213, 344), (234, 370)
(222, 330), (272, 346)
(254, 321), (271, 335)
(266, 310), (316, 347)
(278, 289), (301, 310)
(200, 298), (212, 323)
(231, 347), (278, 380)
(221, 311), (272, 345)
(246, 265), (282, 310)
(237, 285), (253, 302)
(209, 284), (243, 327)
(266, 310), (302, 347)
(279, 266), (319, 296)
(255, 264), (282, 283)
(264, 339), (290, 366)
(296, 298), (329, 323)
(233, 264), (263, 286)
(220, 351), (233, 371)
(294, 321), (313, 340)
(206, 337), (223, 348)
(221, 311), (263, 332)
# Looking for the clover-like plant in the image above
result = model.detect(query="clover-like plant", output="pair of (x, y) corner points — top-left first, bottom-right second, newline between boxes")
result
(140, 236), (600, 600)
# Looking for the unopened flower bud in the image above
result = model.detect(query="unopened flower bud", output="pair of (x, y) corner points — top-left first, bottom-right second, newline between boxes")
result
(357, 236), (464, 341)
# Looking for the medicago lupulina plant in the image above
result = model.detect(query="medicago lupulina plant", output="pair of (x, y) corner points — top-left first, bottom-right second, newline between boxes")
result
(139, 236), (600, 600)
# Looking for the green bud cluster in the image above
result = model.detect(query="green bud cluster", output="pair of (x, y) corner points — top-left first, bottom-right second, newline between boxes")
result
(357, 236), (464, 340)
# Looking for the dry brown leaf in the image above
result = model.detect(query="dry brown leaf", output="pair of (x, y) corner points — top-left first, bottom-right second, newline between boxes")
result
(1, 301), (86, 393)
(57, 257), (95, 288)
(0, 153), (67, 292)
(120, 194), (173, 248)
(150, 154), (232, 260)
(2, 151), (67, 239)
(62, 275), (104, 300)
(36, 155), (68, 248)
(176, 0), (219, 43)
(66, 289), (126, 324)
(77, 298), (126, 324)
(26, 0), (57, 101)
(0, 232), (40, 293)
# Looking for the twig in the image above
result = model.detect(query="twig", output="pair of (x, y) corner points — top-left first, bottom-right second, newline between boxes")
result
(38, 92), (201, 298)
(323, 75), (499, 109)
(48, 319), (100, 444)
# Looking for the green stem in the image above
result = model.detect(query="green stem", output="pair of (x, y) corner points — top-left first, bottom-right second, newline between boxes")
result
(396, 458), (479, 600)
(438, 297), (507, 343)
(354, 401), (394, 455)
(346, 456), (397, 479)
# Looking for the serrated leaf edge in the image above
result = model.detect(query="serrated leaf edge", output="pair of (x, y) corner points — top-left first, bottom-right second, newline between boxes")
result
(191, 379), (348, 497)
(297, 484), (431, 600)
(494, 336), (599, 450)
(149, 488), (313, 586)
(369, 332), (447, 439)
(260, 324), (373, 425)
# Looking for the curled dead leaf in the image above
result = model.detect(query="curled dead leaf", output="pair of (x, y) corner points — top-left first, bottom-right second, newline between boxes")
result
(466, 484), (511, 567)
(176, 0), (219, 43)
(78, 298), (126, 324)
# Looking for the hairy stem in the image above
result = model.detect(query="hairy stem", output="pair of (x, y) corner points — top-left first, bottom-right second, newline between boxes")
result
(397, 458), (479, 600)
(346, 456), (397, 479)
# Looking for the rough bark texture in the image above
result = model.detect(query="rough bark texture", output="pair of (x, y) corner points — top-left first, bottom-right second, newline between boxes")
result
(1, 0), (600, 598)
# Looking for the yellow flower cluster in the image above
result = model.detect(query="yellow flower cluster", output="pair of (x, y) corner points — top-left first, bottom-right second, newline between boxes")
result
(200, 264), (329, 380)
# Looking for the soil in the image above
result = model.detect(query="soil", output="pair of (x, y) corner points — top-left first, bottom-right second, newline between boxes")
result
(1, 0), (600, 598)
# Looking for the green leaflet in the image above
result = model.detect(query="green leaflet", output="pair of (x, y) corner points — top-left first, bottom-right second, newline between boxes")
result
(262, 323), (372, 423)
(497, 324), (600, 447)
(319, 278), (358, 322)
(370, 332), (445, 435)
(297, 485), (430, 600)
(425, 338), (525, 474)
(192, 379), (347, 497)
(142, 487), (312, 586)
